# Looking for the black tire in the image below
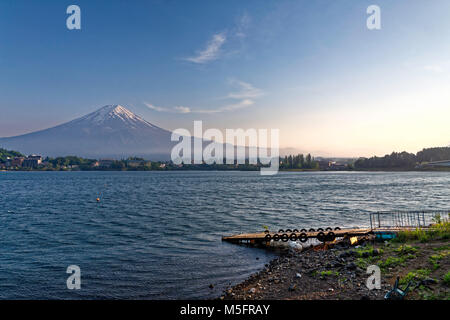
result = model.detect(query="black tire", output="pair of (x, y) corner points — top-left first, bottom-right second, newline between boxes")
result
(325, 227), (332, 231)
(281, 234), (289, 242)
(273, 234), (280, 241)
(264, 230), (270, 233)
(285, 229), (292, 233)
(334, 227), (341, 231)
(309, 228), (315, 232)
(293, 229), (299, 233)
(326, 231), (336, 242)
(264, 234), (272, 241)
(301, 229), (307, 233)
(299, 233), (308, 242)
(317, 228), (324, 232)
(317, 231), (326, 242)
(278, 229), (284, 233)
(289, 233), (297, 241)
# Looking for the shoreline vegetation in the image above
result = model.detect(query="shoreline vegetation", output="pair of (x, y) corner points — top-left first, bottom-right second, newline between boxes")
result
(222, 221), (450, 300)
(1, 146), (449, 172)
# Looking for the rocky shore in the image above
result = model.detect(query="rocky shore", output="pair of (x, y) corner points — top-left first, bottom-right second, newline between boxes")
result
(220, 236), (449, 300)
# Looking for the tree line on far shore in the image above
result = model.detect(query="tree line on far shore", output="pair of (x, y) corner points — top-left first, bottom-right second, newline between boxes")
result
(2, 146), (450, 171)
(280, 154), (319, 170)
(0, 148), (23, 162)
(354, 147), (450, 169)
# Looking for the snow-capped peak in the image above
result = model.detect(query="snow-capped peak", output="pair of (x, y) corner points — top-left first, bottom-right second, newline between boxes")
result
(81, 104), (149, 126)
(102, 105), (135, 118)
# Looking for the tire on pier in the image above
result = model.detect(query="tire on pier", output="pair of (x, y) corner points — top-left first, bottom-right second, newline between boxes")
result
(325, 231), (336, 242)
(317, 228), (324, 232)
(334, 227), (341, 231)
(299, 233), (308, 243)
(325, 227), (332, 231)
(281, 234), (289, 242)
(301, 229), (307, 233)
(293, 229), (299, 233)
(289, 233), (297, 241)
(264, 234), (272, 241)
(285, 229), (292, 233)
(278, 229), (284, 233)
(317, 231), (326, 242)
(273, 234), (280, 241)
(309, 228), (315, 232)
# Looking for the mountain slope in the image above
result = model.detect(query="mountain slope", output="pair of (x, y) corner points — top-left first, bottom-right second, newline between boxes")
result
(0, 105), (175, 159)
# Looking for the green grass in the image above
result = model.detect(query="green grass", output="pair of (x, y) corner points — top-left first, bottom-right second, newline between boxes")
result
(393, 221), (450, 243)
(313, 270), (340, 278)
(417, 288), (449, 300)
(378, 254), (416, 271)
(429, 251), (449, 270)
(356, 256), (377, 269)
(443, 272), (450, 286)
(393, 228), (430, 243)
(378, 256), (403, 270)
(395, 244), (418, 255)
(353, 245), (384, 269)
(353, 244), (419, 271)
(399, 269), (431, 285)
(354, 245), (383, 257)
(433, 244), (450, 251)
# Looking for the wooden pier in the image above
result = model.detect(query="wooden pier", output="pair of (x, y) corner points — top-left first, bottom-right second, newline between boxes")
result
(222, 211), (448, 245)
(222, 227), (419, 244)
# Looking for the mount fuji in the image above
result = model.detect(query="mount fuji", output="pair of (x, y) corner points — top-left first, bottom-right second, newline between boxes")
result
(0, 105), (175, 159)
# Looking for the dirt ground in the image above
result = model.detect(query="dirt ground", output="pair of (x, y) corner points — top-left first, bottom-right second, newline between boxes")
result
(221, 237), (450, 300)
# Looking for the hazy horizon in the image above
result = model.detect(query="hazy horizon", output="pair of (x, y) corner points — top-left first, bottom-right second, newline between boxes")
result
(1, 0), (450, 157)
(1, 103), (447, 159)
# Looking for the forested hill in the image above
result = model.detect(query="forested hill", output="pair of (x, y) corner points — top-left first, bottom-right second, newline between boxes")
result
(354, 147), (450, 169)
(0, 148), (24, 162)
(417, 147), (450, 162)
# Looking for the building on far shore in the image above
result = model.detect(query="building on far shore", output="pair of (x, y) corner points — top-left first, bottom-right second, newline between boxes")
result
(22, 155), (42, 168)
(421, 160), (450, 168)
(126, 160), (150, 168)
(329, 162), (348, 170)
(317, 160), (331, 170)
(11, 156), (25, 167)
(4, 157), (12, 167)
(98, 159), (115, 168)
(91, 161), (100, 167)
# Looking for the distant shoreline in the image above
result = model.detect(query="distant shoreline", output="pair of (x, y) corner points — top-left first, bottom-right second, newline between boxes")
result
(1, 167), (449, 173)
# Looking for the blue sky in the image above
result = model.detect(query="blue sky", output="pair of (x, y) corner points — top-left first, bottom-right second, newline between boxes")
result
(1, 0), (449, 156)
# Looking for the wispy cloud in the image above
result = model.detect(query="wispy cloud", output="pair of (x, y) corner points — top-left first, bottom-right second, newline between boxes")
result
(423, 64), (445, 73)
(144, 99), (254, 114)
(234, 12), (251, 39)
(144, 79), (263, 114)
(183, 13), (251, 64)
(195, 99), (255, 114)
(184, 32), (227, 64)
(226, 79), (264, 99)
(404, 60), (450, 74)
(145, 103), (191, 114)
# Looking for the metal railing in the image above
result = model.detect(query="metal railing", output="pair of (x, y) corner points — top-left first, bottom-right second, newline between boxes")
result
(369, 210), (449, 230)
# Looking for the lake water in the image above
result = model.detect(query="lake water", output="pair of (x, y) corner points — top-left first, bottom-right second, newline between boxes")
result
(0, 171), (449, 299)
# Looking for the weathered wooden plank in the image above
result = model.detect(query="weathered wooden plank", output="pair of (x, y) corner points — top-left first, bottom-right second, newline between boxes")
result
(222, 226), (422, 242)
